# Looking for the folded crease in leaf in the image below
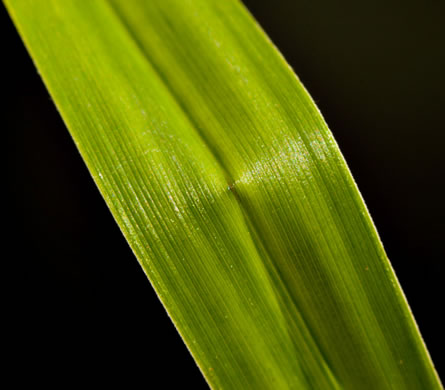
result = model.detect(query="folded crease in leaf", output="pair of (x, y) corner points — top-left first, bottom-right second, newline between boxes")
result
(5, 0), (441, 388)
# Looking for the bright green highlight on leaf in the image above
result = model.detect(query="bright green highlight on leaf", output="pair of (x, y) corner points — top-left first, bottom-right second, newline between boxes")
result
(5, 0), (441, 388)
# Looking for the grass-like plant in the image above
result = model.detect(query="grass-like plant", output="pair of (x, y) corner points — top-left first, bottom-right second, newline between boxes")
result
(5, 0), (442, 388)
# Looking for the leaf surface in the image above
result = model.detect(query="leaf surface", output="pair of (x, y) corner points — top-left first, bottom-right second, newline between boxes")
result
(5, 0), (441, 388)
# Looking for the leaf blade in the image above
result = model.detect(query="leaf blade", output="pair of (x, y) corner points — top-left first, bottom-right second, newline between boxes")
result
(5, 0), (441, 388)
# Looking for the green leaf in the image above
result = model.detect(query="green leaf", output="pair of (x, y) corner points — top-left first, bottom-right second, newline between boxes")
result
(5, 0), (441, 388)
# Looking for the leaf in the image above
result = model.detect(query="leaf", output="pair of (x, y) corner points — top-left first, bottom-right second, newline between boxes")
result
(4, 0), (441, 388)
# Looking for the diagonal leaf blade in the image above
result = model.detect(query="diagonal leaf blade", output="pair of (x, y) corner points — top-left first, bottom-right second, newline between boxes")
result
(5, 0), (441, 388)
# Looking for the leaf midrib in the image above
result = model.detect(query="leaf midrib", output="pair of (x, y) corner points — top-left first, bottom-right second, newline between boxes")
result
(104, 2), (341, 388)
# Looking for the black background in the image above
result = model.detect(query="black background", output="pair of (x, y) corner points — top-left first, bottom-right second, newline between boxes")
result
(4, 0), (444, 387)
